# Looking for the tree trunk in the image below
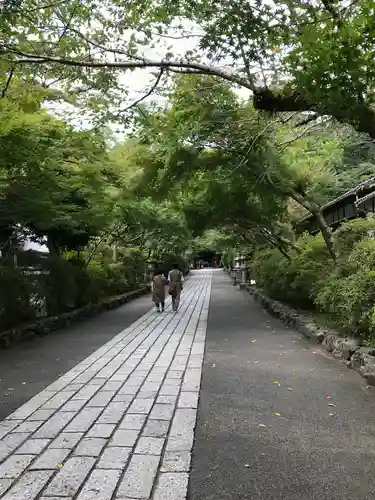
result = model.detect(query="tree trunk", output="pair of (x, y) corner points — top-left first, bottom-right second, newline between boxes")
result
(288, 189), (336, 259)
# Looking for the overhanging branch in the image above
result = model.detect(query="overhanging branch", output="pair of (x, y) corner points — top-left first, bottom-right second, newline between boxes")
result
(8, 48), (255, 91)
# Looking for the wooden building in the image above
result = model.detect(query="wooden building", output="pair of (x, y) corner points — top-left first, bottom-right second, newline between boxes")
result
(297, 177), (375, 234)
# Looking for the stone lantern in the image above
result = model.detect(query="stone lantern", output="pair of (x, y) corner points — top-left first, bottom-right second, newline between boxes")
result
(147, 260), (157, 281)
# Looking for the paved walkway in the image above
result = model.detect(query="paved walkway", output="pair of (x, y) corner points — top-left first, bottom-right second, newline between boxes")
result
(0, 293), (153, 421)
(0, 271), (211, 499)
(3, 270), (375, 500)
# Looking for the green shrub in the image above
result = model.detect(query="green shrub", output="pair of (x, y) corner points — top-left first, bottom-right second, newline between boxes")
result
(333, 217), (375, 258)
(316, 271), (375, 337)
(288, 233), (331, 304)
(0, 265), (35, 330)
(251, 248), (294, 301)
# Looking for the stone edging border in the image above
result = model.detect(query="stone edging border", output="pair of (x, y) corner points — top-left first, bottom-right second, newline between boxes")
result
(0, 286), (150, 349)
(245, 284), (375, 386)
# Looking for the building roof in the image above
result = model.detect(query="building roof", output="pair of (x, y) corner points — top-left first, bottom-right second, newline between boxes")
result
(298, 176), (375, 224)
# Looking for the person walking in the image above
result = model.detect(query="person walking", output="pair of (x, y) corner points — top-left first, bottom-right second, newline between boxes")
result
(168, 263), (184, 312)
(152, 269), (168, 313)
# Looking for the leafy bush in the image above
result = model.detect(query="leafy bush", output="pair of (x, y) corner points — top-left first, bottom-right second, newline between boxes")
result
(251, 248), (294, 301)
(288, 233), (331, 304)
(0, 265), (35, 330)
(333, 217), (375, 258)
(316, 271), (375, 337)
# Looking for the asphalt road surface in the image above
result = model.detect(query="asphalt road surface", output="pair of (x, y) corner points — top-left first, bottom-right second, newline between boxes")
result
(189, 271), (375, 500)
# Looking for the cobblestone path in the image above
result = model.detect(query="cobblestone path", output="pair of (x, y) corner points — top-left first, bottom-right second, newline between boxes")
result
(0, 271), (211, 499)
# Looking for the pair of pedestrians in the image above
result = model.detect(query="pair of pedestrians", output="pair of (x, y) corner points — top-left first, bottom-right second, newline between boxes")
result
(151, 264), (184, 313)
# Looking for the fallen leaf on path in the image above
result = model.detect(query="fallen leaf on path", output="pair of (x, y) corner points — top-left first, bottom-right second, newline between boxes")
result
(291, 370), (297, 373)
(273, 380), (279, 385)
(273, 412), (281, 417)
(57, 463), (63, 470)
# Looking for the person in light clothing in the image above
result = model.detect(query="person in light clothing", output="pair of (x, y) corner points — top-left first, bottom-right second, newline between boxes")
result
(168, 264), (184, 312)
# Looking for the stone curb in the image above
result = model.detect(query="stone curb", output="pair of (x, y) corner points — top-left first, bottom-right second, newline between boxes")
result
(245, 284), (375, 386)
(0, 286), (150, 349)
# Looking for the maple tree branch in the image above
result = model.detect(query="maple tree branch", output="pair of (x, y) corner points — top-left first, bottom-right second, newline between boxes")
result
(6, 47), (255, 91)
(114, 69), (164, 117)
(1, 67), (15, 98)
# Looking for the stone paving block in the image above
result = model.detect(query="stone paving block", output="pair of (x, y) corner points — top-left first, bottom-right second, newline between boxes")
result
(6, 395), (51, 421)
(60, 399), (86, 412)
(29, 447), (70, 470)
(28, 409), (56, 421)
(188, 354), (204, 369)
(12, 420), (43, 434)
(17, 438), (50, 455)
(135, 436), (164, 455)
(1, 470), (53, 500)
(178, 391), (199, 409)
(0, 420), (22, 439)
(65, 383), (85, 391)
(110, 429), (139, 447)
(149, 404), (175, 421)
(161, 451), (191, 472)
(97, 447), (131, 469)
(141, 381), (161, 392)
(73, 372), (95, 385)
(128, 398), (154, 414)
(0, 433), (30, 462)
(112, 393), (134, 404)
(159, 384), (180, 396)
(142, 419), (169, 438)
(117, 385), (139, 395)
(73, 384), (101, 401)
(88, 377), (108, 386)
(76, 468), (121, 499)
(73, 438), (107, 457)
(64, 407), (103, 433)
(0, 478), (12, 496)
(119, 413), (146, 430)
(97, 402), (128, 424)
(41, 391), (76, 410)
(86, 423), (116, 438)
(153, 472), (189, 500)
(182, 368), (201, 391)
(33, 412), (76, 439)
(50, 432), (84, 449)
(0, 454), (34, 478)
(157, 395), (178, 405)
(87, 391), (116, 407)
(116, 454), (160, 499)
(101, 380), (123, 391)
(137, 390), (158, 399)
(43, 456), (96, 497)
(166, 370), (184, 379)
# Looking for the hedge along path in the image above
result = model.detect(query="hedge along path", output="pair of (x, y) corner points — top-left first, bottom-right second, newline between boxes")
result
(0, 270), (212, 500)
